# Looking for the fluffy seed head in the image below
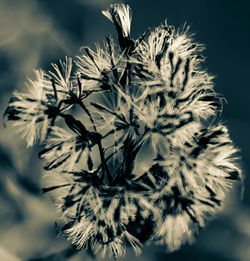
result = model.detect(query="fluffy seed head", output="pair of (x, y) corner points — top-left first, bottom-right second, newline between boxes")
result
(4, 3), (242, 258)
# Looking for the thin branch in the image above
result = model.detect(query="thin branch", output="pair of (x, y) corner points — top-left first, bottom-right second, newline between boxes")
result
(78, 99), (112, 183)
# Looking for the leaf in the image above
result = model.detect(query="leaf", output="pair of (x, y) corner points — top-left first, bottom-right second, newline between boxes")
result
(155, 39), (169, 68)
(38, 142), (64, 158)
(63, 195), (80, 208)
(87, 154), (93, 171)
(43, 154), (71, 170)
(84, 47), (100, 70)
(134, 27), (150, 49)
(3, 106), (21, 122)
(90, 102), (111, 113)
(61, 221), (75, 232)
(64, 114), (88, 136)
(225, 170), (240, 180)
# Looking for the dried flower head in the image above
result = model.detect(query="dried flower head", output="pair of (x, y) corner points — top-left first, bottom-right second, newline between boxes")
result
(4, 3), (242, 259)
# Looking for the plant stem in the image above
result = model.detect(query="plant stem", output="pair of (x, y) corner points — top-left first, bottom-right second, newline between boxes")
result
(78, 100), (112, 183)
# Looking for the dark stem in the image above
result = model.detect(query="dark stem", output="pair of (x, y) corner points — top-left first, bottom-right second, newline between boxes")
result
(51, 78), (58, 102)
(78, 100), (112, 184)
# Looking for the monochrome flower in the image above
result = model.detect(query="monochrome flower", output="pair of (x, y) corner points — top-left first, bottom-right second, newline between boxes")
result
(4, 3), (242, 258)
(76, 45), (113, 91)
(38, 114), (97, 171)
(102, 3), (132, 51)
(49, 57), (76, 99)
(146, 123), (241, 251)
(4, 70), (59, 147)
(49, 169), (148, 258)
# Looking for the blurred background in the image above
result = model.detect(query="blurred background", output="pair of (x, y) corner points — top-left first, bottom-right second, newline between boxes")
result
(0, 0), (249, 260)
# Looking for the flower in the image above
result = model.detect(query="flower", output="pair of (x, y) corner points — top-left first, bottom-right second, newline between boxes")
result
(102, 3), (132, 50)
(38, 114), (99, 171)
(50, 168), (146, 258)
(62, 187), (143, 258)
(4, 58), (75, 147)
(4, 70), (57, 147)
(148, 123), (241, 251)
(76, 44), (114, 91)
(49, 57), (76, 99)
(133, 23), (221, 122)
(4, 3), (242, 258)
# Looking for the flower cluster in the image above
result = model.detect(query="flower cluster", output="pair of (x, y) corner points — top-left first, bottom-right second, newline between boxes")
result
(4, 3), (241, 258)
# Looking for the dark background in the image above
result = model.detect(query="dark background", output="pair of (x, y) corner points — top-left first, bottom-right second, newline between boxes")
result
(0, 0), (249, 260)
